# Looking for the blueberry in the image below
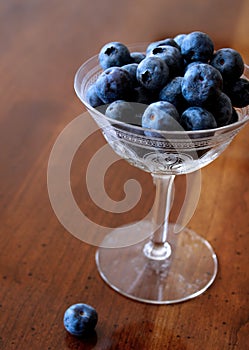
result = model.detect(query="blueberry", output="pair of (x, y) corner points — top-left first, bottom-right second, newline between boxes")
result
(130, 51), (146, 63)
(223, 77), (249, 108)
(105, 100), (142, 125)
(95, 67), (133, 104)
(209, 92), (233, 127)
(122, 63), (139, 87)
(210, 48), (244, 81)
(174, 33), (187, 48)
(181, 31), (214, 63)
(142, 101), (180, 132)
(229, 108), (239, 124)
(160, 38), (180, 50)
(159, 76), (187, 114)
(136, 56), (169, 91)
(149, 45), (183, 78)
(86, 84), (104, 108)
(99, 42), (132, 69)
(63, 303), (98, 337)
(184, 61), (204, 73)
(180, 107), (217, 131)
(181, 63), (223, 106)
(133, 85), (158, 104)
(146, 38), (180, 55)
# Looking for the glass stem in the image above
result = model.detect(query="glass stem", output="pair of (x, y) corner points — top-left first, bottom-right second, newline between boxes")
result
(143, 174), (175, 260)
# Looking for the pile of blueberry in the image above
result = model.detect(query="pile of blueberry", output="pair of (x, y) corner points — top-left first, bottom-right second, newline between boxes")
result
(86, 31), (249, 132)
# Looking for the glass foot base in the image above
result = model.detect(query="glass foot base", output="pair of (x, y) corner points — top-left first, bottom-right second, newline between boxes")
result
(95, 222), (218, 304)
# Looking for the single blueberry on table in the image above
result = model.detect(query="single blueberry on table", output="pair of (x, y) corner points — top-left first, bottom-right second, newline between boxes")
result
(136, 56), (169, 91)
(210, 48), (244, 81)
(180, 31), (214, 63)
(181, 63), (223, 107)
(63, 303), (98, 337)
(142, 101), (180, 132)
(95, 67), (133, 104)
(223, 77), (249, 108)
(159, 76), (187, 114)
(180, 107), (217, 131)
(99, 42), (132, 70)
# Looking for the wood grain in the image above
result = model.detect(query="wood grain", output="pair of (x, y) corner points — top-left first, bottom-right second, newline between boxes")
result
(0, 1), (248, 349)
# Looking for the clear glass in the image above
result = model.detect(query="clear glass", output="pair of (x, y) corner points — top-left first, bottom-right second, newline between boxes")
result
(74, 46), (249, 304)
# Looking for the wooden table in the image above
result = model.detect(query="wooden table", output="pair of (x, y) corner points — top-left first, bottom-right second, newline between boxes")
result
(0, 1), (248, 349)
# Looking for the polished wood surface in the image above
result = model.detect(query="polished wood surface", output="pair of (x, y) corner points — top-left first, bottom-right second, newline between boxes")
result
(0, 1), (249, 349)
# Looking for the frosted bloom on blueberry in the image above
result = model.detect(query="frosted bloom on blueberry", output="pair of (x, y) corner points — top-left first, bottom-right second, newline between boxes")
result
(181, 31), (214, 63)
(180, 107), (217, 131)
(210, 48), (244, 81)
(63, 303), (98, 337)
(95, 67), (133, 104)
(99, 42), (132, 70)
(137, 56), (169, 91)
(142, 101), (180, 131)
(181, 63), (223, 106)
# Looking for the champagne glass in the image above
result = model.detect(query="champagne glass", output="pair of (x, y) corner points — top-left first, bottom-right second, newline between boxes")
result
(74, 46), (249, 304)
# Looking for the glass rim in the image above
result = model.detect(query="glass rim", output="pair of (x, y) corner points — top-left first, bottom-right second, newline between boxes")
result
(74, 46), (249, 137)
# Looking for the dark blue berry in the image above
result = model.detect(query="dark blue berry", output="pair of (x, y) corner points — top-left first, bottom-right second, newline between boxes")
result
(142, 101), (180, 131)
(210, 48), (244, 81)
(174, 33), (187, 48)
(95, 67), (133, 104)
(99, 42), (132, 70)
(184, 61), (204, 73)
(223, 77), (249, 108)
(149, 45), (183, 78)
(63, 303), (98, 337)
(133, 86), (158, 104)
(229, 108), (239, 124)
(181, 31), (214, 63)
(122, 63), (139, 87)
(146, 38), (180, 55)
(86, 84), (104, 107)
(209, 92), (233, 127)
(161, 38), (180, 50)
(136, 56), (169, 91)
(105, 100), (142, 125)
(130, 51), (146, 63)
(159, 76), (187, 113)
(181, 63), (223, 106)
(180, 107), (217, 131)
